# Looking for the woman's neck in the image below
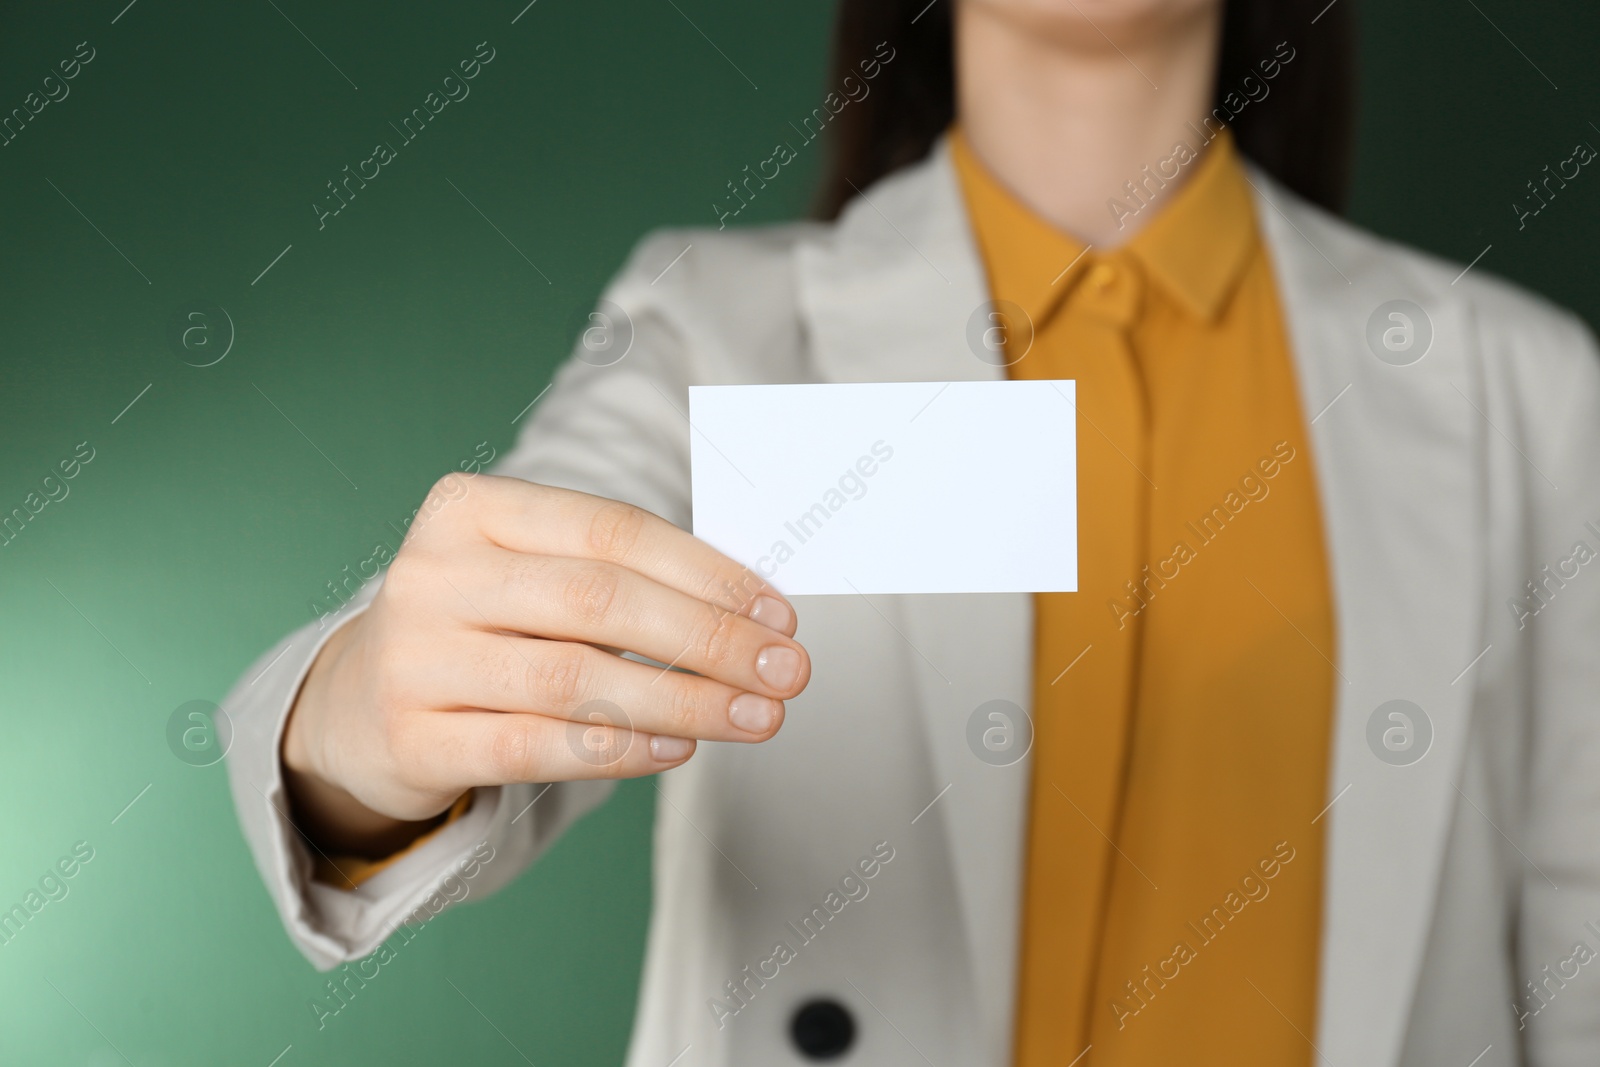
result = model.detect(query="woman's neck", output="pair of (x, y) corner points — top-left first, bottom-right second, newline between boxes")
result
(955, 2), (1223, 247)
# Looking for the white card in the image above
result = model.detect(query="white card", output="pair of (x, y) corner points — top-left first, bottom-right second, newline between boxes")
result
(688, 380), (1077, 596)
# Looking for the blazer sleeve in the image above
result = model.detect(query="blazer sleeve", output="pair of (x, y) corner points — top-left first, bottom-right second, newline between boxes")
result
(224, 229), (705, 970)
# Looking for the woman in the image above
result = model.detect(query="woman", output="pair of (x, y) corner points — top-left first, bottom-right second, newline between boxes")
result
(225, 1), (1600, 1064)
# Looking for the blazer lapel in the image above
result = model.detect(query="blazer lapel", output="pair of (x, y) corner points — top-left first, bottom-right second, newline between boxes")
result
(1252, 170), (1487, 1067)
(794, 142), (1037, 1062)
(792, 148), (1486, 1067)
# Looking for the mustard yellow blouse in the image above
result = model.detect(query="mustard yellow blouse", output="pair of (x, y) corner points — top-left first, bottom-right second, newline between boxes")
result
(952, 128), (1335, 1066)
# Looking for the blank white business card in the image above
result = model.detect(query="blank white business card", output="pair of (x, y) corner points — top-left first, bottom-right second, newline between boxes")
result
(688, 380), (1077, 596)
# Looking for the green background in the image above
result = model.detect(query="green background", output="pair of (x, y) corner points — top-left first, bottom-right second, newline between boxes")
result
(0, 0), (1594, 1063)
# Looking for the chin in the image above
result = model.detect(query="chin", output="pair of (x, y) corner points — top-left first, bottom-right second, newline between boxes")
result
(963, 0), (1221, 47)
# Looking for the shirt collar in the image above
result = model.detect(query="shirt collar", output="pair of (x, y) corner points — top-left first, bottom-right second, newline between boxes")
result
(950, 125), (1258, 327)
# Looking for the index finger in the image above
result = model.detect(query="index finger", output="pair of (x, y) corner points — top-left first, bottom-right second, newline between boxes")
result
(431, 475), (796, 636)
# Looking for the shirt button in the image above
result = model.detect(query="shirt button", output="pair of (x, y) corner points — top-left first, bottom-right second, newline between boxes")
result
(1087, 263), (1117, 292)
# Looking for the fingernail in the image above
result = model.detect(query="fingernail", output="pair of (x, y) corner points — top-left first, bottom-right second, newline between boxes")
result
(756, 646), (801, 691)
(728, 693), (779, 734)
(650, 735), (694, 763)
(749, 595), (795, 634)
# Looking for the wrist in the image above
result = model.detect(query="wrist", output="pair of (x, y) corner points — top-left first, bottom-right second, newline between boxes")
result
(284, 762), (442, 860)
(279, 615), (438, 857)
(282, 612), (361, 782)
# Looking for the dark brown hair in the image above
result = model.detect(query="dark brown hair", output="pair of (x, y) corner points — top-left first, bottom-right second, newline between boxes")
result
(814, 0), (1356, 219)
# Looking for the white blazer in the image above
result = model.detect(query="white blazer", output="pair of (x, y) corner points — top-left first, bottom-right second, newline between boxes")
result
(225, 139), (1600, 1067)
